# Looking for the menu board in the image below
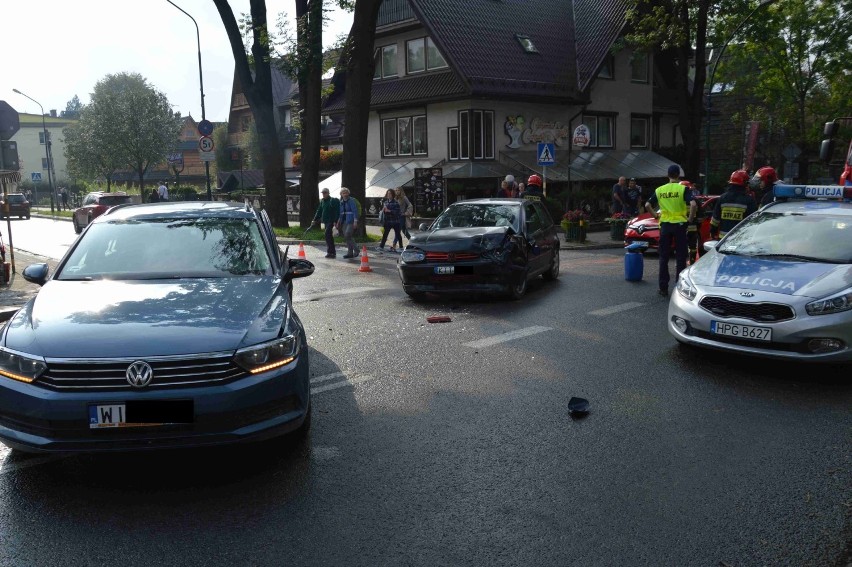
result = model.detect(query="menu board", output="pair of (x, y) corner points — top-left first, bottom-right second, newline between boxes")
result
(414, 168), (445, 215)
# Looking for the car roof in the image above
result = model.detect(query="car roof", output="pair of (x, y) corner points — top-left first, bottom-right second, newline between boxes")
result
(450, 198), (524, 205)
(101, 201), (259, 221)
(761, 200), (852, 217)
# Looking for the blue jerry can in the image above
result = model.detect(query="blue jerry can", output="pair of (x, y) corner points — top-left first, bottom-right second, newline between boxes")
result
(624, 242), (646, 281)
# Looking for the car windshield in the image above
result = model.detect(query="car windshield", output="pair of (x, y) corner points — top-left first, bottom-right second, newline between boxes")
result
(433, 203), (520, 232)
(718, 210), (852, 263)
(98, 195), (131, 206)
(7, 195), (25, 203)
(57, 217), (273, 280)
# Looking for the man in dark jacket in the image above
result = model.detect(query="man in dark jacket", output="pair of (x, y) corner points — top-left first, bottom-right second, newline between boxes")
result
(313, 188), (340, 258)
(710, 169), (758, 240)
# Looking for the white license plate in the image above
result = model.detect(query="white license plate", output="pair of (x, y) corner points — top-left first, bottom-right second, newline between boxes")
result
(710, 321), (772, 342)
(89, 404), (126, 428)
(434, 266), (454, 275)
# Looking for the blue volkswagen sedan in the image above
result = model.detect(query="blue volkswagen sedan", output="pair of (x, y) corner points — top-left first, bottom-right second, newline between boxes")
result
(0, 202), (314, 452)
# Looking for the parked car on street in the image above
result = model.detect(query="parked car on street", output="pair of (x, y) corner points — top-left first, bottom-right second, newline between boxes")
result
(0, 193), (31, 219)
(669, 184), (852, 362)
(398, 198), (560, 300)
(623, 194), (719, 255)
(0, 201), (315, 452)
(72, 191), (133, 233)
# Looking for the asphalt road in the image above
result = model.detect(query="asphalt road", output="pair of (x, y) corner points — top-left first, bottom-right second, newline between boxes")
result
(1, 218), (850, 566)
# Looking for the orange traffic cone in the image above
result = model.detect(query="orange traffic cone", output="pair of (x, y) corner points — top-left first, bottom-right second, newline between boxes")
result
(297, 242), (307, 260)
(358, 245), (373, 273)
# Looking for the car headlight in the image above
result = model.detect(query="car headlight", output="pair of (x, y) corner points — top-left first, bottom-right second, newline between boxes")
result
(806, 289), (852, 316)
(676, 273), (697, 301)
(0, 348), (47, 384)
(234, 334), (301, 374)
(401, 249), (426, 263)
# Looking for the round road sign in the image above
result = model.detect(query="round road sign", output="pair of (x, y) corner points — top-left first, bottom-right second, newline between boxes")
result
(197, 119), (214, 137)
(198, 136), (214, 152)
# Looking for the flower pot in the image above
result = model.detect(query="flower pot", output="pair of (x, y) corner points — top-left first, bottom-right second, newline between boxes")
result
(563, 222), (586, 243)
(610, 220), (627, 240)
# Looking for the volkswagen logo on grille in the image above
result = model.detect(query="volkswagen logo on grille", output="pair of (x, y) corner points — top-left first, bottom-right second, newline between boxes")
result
(740, 292), (755, 298)
(126, 361), (153, 388)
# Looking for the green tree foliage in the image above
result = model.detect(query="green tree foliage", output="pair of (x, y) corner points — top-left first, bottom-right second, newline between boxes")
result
(62, 95), (83, 119)
(64, 73), (181, 195)
(212, 122), (232, 172)
(718, 0), (852, 175)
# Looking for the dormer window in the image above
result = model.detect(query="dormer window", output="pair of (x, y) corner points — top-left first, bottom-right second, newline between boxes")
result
(516, 35), (538, 53)
(373, 44), (398, 79)
(406, 37), (448, 74)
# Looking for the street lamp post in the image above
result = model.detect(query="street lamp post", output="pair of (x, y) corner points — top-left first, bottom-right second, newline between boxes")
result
(165, 0), (213, 201)
(12, 88), (56, 213)
(704, 0), (777, 190)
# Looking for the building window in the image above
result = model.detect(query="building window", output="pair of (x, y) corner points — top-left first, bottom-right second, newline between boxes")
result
(42, 157), (50, 169)
(39, 131), (47, 144)
(631, 116), (649, 148)
(407, 37), (448, 74)
(374, 45), (398, 79)
(582, 114), (614, 148)
(630, 51), (649, 83)
(516, 35), (538, 53)
(597, 54), (614, 79)
(382, 115), (427, 158)
(449, 110), (494, 160)
(413, 116), (428, 155)
(448, 127), (459, 160)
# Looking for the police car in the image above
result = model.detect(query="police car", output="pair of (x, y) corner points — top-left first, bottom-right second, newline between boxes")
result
(668, 184), (852, 362)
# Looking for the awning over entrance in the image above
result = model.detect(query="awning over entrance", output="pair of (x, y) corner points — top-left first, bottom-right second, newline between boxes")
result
(441, 161), (519, 179)
(501, 150), (681, 183)
(318, 159), (436, 198)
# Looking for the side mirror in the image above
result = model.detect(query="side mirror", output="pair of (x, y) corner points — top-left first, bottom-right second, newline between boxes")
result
(284, 258), (314, 281)
(22, 263), (50, 286)
(823, 120), (839, 138)
(418, 222), (430, 232)
(703, 240), (719, 253)
(820, 139), (835, 163)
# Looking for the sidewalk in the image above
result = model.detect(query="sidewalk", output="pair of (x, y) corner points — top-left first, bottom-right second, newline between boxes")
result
(0, 250), (56, 323)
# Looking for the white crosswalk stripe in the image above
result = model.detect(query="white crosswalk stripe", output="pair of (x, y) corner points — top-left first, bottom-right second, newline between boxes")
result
(588, 302), (646, 316)
(462, 326), (552, 349)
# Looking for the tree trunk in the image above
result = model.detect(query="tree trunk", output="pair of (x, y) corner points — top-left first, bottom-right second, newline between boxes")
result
(675, 0), (709, 184)
(296, 0), (324, 228)
(213, 0), (289, 227)
(341, 0), (383, 235)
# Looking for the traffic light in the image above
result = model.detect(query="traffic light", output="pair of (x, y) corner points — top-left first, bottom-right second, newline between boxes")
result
(0, 140), (19, 170)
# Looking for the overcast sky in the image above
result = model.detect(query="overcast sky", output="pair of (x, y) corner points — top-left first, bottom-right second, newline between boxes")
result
(5, 1), (354, 123)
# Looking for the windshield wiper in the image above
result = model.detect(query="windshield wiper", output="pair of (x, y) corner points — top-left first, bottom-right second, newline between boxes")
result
(752, 253), (845, 264)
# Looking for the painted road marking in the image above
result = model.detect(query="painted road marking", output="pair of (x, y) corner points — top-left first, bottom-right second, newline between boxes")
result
(588, 302), (646, 316)
(311, 372), (347, 384)
(462, 326), (552, 349)
(311, 373), (376, 395)
(294, 286), (393, 303)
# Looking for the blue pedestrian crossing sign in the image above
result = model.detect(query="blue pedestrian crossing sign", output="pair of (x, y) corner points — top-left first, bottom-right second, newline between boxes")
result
(31, 172), (42, 183)
(537, 142), (555, 165)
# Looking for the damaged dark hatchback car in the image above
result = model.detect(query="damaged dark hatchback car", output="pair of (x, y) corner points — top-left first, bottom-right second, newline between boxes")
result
(398, 198), (560, 300)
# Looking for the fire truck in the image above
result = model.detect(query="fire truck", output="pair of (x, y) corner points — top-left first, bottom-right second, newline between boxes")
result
(820, 118), (852, 185)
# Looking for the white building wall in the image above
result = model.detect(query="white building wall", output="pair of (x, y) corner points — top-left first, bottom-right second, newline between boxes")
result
(11, 117), (75, 185)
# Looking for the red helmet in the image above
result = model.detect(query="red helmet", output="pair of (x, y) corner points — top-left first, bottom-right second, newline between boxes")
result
(756, 166), (777, 184)
(527, 174), (542, 187)
(680, 180), (694, 189)
(729, 169), (749, 186)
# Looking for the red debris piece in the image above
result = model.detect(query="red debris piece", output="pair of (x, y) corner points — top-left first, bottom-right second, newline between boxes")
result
(427, 315), (452, 324)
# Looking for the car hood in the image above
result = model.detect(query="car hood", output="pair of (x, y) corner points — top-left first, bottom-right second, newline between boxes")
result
(2, 278), (289, 358)
(409, 226), (512, 249)
(626, 214), (658, 231)
(690, 251), (852, 298)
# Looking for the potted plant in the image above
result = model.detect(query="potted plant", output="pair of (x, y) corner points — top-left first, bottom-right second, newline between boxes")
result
(561, 209), (589, 243)
(605, 212), (632, 240)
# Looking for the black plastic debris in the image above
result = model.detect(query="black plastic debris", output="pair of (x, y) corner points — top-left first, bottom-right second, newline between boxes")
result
(568, 397), (590, 415)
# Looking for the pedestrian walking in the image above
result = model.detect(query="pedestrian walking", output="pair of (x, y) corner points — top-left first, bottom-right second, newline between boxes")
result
(60, 187), (69, 210)
(645, 164), (696, 296)
(497, 180), (511, 198)
(623, 178), (643, 216)
(158, 181), (169, 201)
(376, 189), (402, 253)
(336, 187), (359, 259)
(611, 176), (627, 214)
(313, 188), (340, 258)
(395, 187), (413, 241)
(149, 188), (160, 203)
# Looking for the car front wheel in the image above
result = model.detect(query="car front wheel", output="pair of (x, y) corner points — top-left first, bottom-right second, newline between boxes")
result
(508, 270), (528, 300)
(543, 250), (560, 281)
(72, 217), (82, 234)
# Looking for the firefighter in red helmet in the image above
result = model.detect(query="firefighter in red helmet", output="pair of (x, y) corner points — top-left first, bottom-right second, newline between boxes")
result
(755, 166), (779, 206)
(524, 174), (544, 201)
(711, 169), (757, 240)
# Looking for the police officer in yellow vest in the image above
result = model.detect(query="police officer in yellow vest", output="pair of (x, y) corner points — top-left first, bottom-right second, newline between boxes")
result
(645, 164), (697, 296)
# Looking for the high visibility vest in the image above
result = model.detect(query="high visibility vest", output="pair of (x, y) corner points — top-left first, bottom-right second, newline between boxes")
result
(655, 182), (688, 224)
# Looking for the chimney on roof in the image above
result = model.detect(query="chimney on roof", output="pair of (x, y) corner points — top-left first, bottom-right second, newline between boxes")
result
(50, 109), (57, 117)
